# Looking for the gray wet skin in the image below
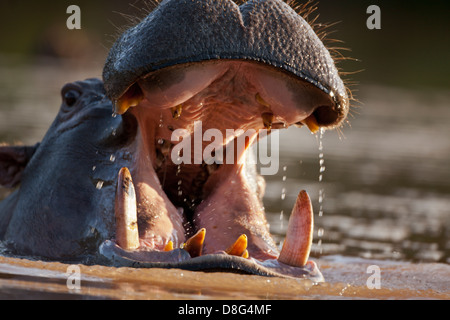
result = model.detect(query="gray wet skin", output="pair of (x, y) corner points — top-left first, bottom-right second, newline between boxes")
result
(0, 0), (348, 280)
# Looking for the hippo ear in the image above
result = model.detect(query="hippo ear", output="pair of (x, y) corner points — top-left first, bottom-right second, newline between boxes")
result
(0, 143), (39, 188)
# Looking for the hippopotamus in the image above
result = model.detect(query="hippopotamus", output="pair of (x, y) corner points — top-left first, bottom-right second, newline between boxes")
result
(0, 0), (349, 281)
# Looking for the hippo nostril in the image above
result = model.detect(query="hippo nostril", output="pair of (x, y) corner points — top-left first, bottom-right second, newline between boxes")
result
(313, 104), (342, 129)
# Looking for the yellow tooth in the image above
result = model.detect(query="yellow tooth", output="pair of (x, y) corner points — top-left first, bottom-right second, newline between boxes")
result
(115, 167), (140, 250)
(255, 93), (270, 108)
(114, 85), (144, 115)
(182, 228), (205, 257)
(261, 112), (274, 131)
(278, 190), (314, 267)
(164, 241), (174, 252)
(302, 114), (320, 134)
(225, 234), (248, 258)
(171, 104), (183, 120)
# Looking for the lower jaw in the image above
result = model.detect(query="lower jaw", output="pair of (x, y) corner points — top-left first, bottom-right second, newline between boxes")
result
(99, 166), (323, 280)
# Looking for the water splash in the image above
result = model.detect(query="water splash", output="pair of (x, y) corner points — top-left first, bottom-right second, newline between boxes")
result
(317, 128), (326, 255)
(280, 166), (287, 230)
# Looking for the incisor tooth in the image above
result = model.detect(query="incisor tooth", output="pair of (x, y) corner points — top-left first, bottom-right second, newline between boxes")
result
(278, 190), (314, 267)
(261, 112), (274, 131)
(164, 241), (174, 252)
(182, 228), (205, 257)
(255, 93), (270, 108)
(171, 104), (183, 120)
(302, 114), (320, 134)
(225, 234), (248, 258)
(115, 167), (140, 250)
(114, 85), (144, 115)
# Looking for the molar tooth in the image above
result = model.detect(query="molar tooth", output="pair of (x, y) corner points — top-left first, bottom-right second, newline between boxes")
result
(225, 234), (249, 258)
(255, 93), (270, 108)
(302, 114), (320, 134)
(171, 104), (183, 120)
(182, 228), (205, 257)
(115, 167), (140, 250)
(278, 190), (314, 267)
(261, 112), (274, 132)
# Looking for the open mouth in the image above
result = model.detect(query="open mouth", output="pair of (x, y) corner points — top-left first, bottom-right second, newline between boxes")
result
(99, 60), (347, 280)
(98, 0), (350, 280)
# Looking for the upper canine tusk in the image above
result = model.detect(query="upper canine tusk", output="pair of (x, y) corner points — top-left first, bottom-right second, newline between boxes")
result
(302, 114), (320, 134)
(114, 85), (144, 115)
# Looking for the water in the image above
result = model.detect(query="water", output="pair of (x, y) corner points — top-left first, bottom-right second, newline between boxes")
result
(1, 63), (448, 264)
(1, 61), (449, 298)
(264, 85), (450, 264)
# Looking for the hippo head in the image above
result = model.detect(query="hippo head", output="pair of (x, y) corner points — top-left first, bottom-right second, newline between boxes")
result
(0, 0), (350, 281)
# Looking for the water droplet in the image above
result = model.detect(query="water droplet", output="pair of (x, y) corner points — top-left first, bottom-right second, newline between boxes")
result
(316, 128), (326, 255)
(112, 112), (118, 118)
(158, 138), (164, 145)
(318, 228), (324, 237)
(92, 166), (96, 171)
(109, 154), (116, 162)
(96, 180), (104, 190)
(159, 113), (164, 128)
(111, 129), (117, 136)
(281, 187), (286, 200)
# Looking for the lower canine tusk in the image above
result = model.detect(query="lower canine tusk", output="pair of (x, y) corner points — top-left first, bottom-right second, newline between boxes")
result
(278, 190), (314, 267)
(115, 167), (140, 250)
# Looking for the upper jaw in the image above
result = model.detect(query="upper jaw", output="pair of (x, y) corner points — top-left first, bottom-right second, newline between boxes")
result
(103, 0), (349, 123)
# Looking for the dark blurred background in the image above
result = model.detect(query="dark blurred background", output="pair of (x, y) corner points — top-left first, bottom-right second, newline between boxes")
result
(0, 0), (449, 89)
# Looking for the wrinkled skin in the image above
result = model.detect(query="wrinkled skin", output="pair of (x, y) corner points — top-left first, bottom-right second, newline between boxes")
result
(0, 0), (349, 281)
(0, 79), (134, 259)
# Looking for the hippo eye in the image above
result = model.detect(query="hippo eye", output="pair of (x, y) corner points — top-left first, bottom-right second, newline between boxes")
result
(63, 90), (81, 107)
